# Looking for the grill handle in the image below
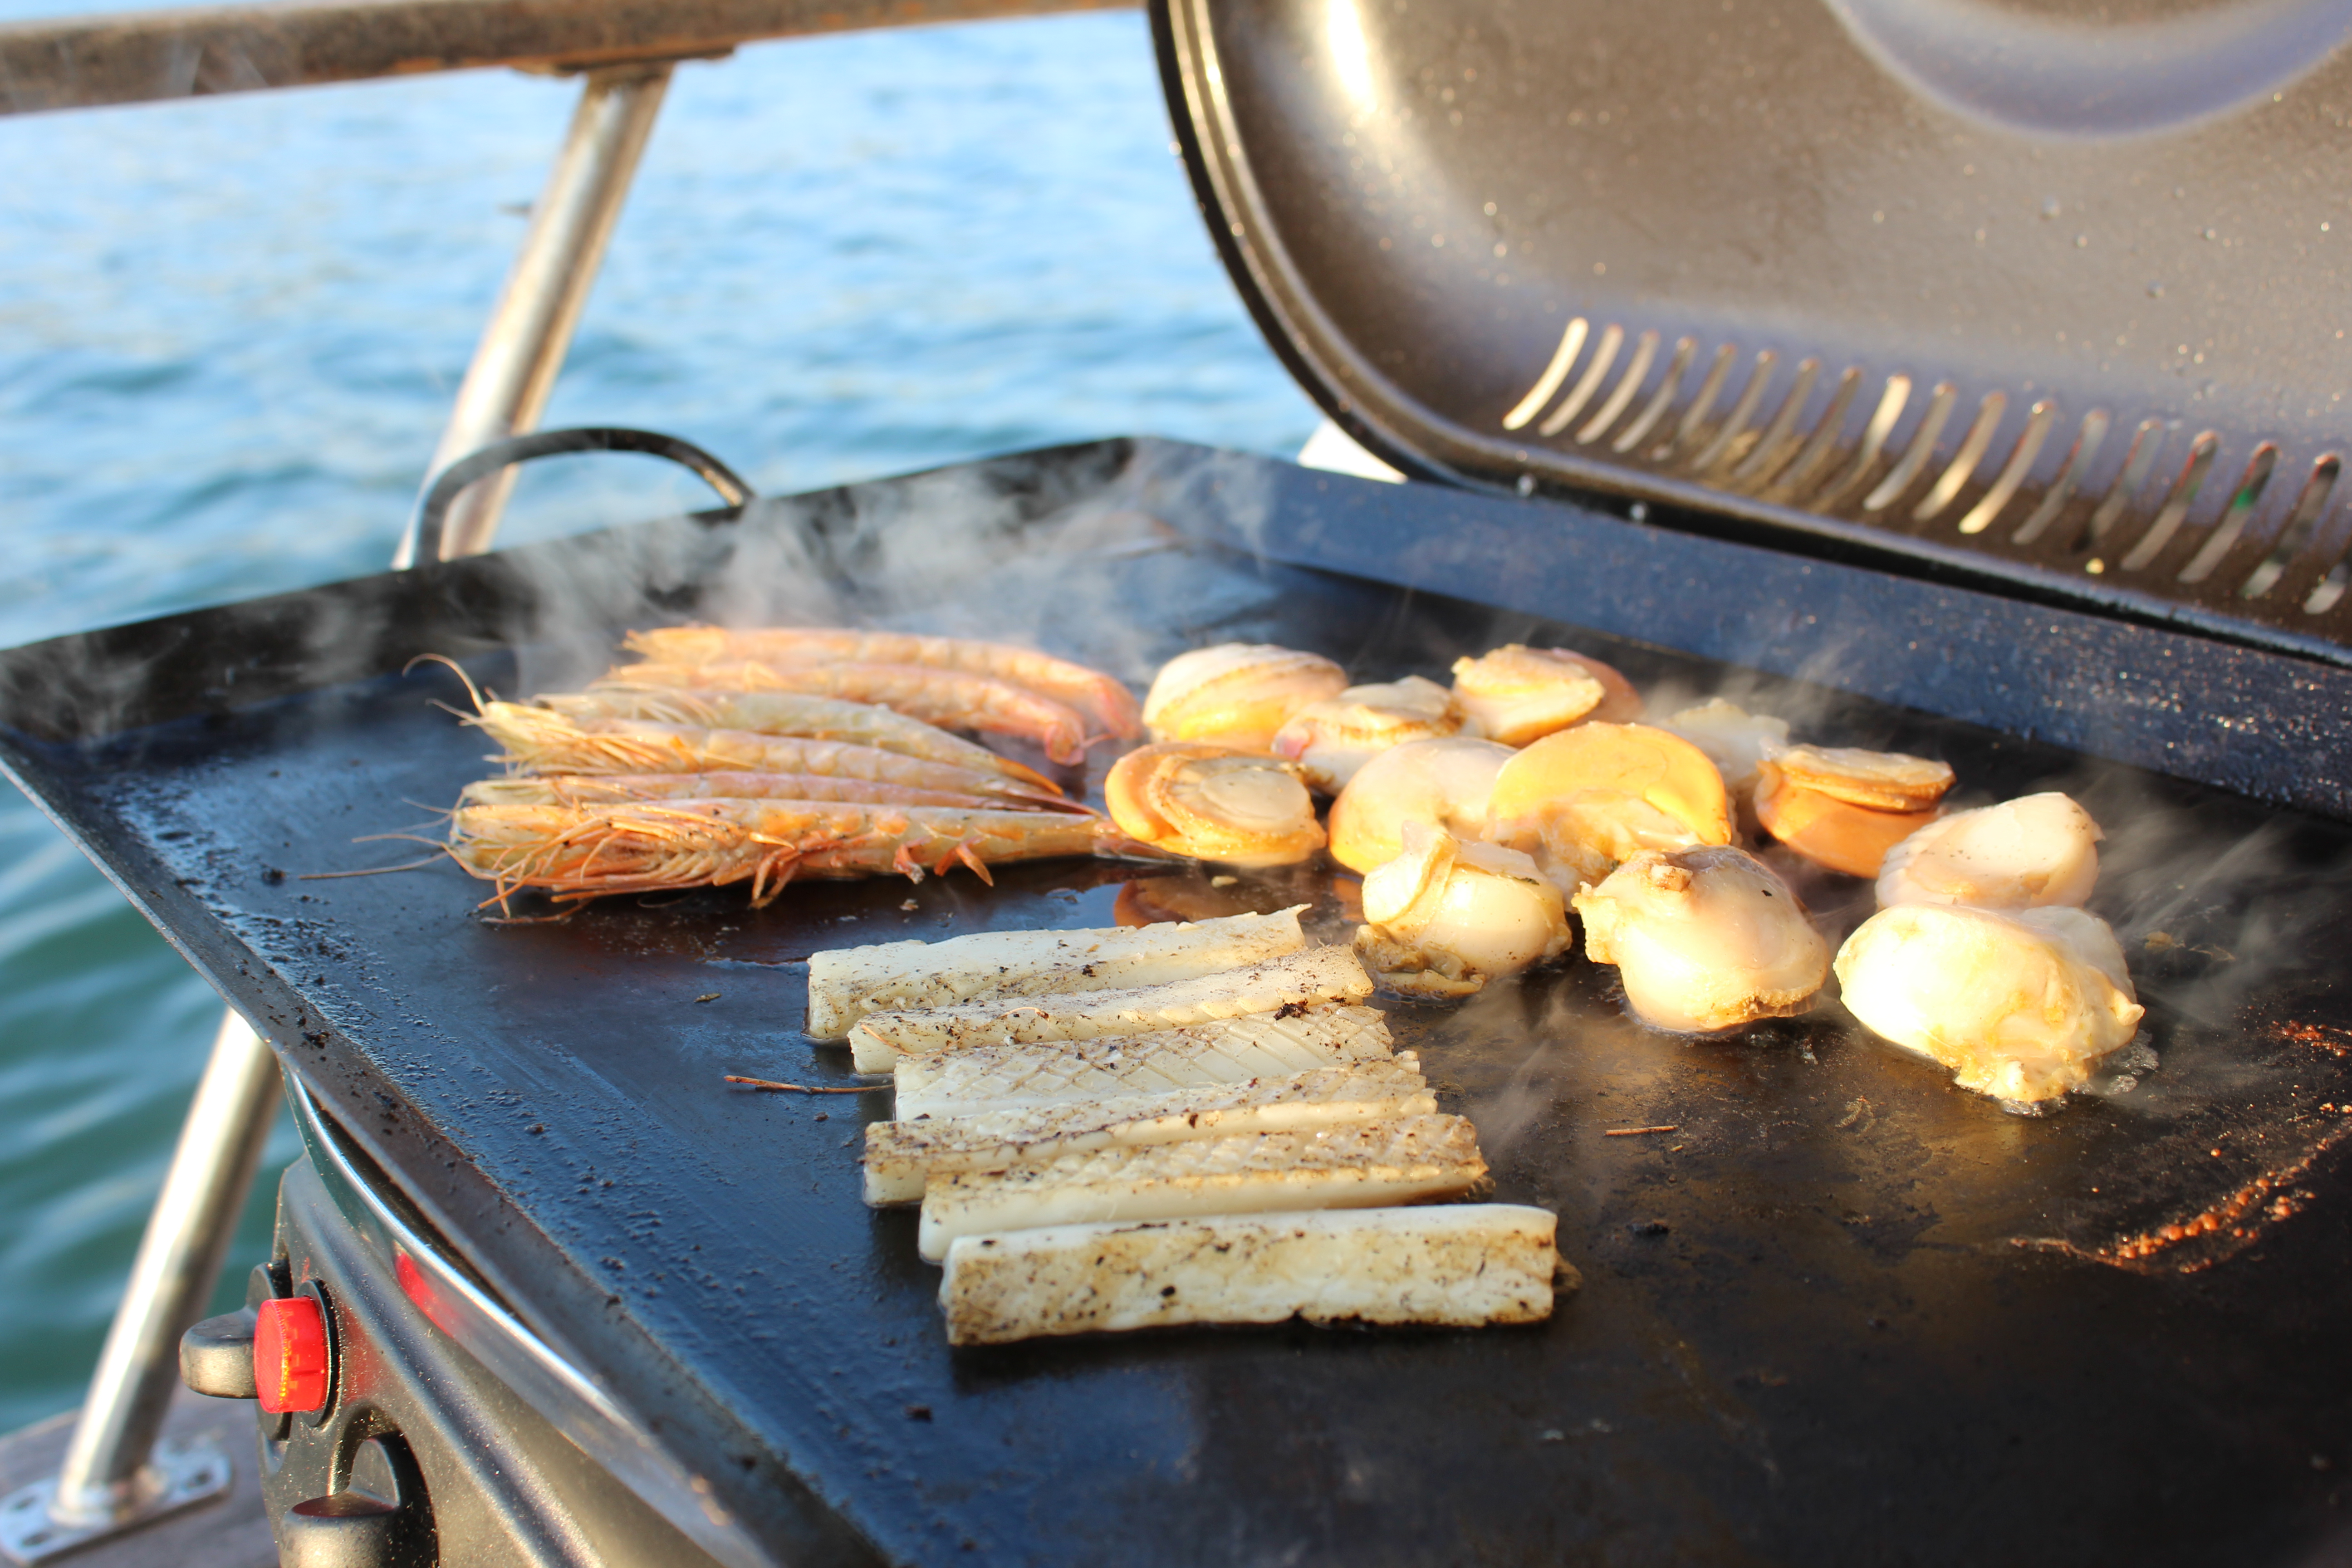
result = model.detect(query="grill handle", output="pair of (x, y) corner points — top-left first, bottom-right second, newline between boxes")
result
(408, 426), (757, 564)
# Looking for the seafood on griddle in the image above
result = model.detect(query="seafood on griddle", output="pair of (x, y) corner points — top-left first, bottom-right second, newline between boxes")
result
(1272, 675), (1461, 793)
(1485, 722), (1735, 892)
(1834, 902), (2145, 1105)
(1327, 735), (1513, 873)
(1752, 744), (1955, 878)
(621, 624), (1144, 740)
(1353, 822), (1570, 999)
(1656, 697), (1789, 800)
(1573, 845), (1830, 1033)
(448, 798), (1149, 910)
(1876, 792), (2102, 911)
(1142, 642), (1348, 751)
(596, 659), (1097, 765)
(471, 702), (1067, 804)
(458, 770), (1010, 812)
(1104, 742), (1326, 868)
(1449, 643), (1642, 745)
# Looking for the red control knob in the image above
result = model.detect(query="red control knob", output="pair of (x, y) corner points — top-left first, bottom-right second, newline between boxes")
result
(253, 1295), (332, 1414)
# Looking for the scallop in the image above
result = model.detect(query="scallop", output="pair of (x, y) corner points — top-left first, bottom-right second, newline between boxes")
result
(1834, 902), (2143, 1106)
(1328, 736), (1514, 874)
(1657, 698), (1789, 799)
(1753, 761), (1942, 880)
(1772, 744), (1954, 813)
(1486, 722), (1733, 892)
(1273, 676), (1461, 794)
(1572, 846), (1829, 1033)
(1354, 823), (1570, 999)
(1450, 644), (1642, 746)
(1142, 644), (1348, 751)
(1876, 792), (2102, 911)
(1105, 742), (1325, 868)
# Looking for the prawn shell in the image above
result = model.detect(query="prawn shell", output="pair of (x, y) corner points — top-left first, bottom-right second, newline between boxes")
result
(622, 627), (1143, 740)
(457, 772), (1012, 812)
(469, 706), (1069, 808)
(543, 686), (1054, 790)
(451, 799), (1153, 907)
(600, 660), (1096, 766)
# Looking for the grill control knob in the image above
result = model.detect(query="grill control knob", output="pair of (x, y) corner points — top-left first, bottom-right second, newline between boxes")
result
(254, 1295), (333, 1414)
(179, 1306), (259, 1399)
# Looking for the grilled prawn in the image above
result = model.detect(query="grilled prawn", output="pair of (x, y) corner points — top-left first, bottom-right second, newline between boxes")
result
(450, 799), (1153, 908)
(469, 704), (1069, 807)
(457, 772), (1010, 812)
(600, 660), (1096, 766)
(621, 626), (1143, 741)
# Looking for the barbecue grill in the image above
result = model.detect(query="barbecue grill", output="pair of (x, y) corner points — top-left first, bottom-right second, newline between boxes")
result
(6, 1), (2352, 1564)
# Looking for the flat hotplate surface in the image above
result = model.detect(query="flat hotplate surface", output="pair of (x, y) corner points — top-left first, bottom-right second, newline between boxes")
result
(6, 440), (2352, 1566)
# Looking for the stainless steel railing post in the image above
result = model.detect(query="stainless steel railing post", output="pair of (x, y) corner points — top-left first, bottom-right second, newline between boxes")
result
(394, 60), (674, 567)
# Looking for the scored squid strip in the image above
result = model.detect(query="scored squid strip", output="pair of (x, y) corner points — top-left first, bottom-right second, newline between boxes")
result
(448, 799), (1152, 909)
(915, 1112), (1487, 1261)
(622, 626), (1144, 741)
(862, 1066), (1438, 1204)
(805, 906), (1308, 1039)
(890, 1004), (1404, 1119)
(457, 772), (1009, 812)
(598, 660), (1096, 767)
(844, 945), (1377, 1071)
(534, 688), (1051, 789)
(938, 1205), (1567, 1345)
(467, 705), (1068, 807)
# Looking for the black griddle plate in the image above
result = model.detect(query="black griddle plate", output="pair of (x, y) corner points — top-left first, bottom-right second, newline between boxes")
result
(7, 440), (2352, 1567)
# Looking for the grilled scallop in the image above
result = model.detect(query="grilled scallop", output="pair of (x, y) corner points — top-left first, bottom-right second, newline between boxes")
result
(1772, 745), (1955, 813)
(1657, 698), (1789, 799)
(1450, 645), (1642, 745)
(1875, 792), (2102, 910)
(1105, 742), (1325, 868)
(1142, 643), (1348, 751)
(1353, 823), (1571, 999)
(1753, 761), (1943, 879)
(1273, 676), (1461, 794)
(1486, 722), (1734, 892)
(1327, 736), (1515, 873)
(1834, 903), (2143, 1106)
(1572, 846), (1829, 1033)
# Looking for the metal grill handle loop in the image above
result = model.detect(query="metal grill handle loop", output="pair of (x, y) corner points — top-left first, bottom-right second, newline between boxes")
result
(409, 426), (756, 564)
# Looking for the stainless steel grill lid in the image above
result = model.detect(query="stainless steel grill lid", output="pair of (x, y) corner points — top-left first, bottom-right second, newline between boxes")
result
(1152, 0), (2352, 663)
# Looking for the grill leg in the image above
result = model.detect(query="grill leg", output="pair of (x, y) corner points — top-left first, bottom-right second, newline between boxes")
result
(394, 61), (675, 567)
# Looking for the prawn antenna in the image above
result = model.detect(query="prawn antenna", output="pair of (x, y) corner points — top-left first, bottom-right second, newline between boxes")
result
(404, 652), (491, 714)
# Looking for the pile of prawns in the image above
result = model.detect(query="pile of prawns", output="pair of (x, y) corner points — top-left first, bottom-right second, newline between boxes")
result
(443, 627), (1152, 911)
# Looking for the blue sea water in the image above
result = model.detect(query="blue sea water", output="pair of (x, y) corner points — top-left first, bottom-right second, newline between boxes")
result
(0, 7), (1318, 1430)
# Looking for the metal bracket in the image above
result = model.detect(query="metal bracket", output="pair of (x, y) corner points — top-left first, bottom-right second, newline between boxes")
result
(0, 1432), (233, 1565)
